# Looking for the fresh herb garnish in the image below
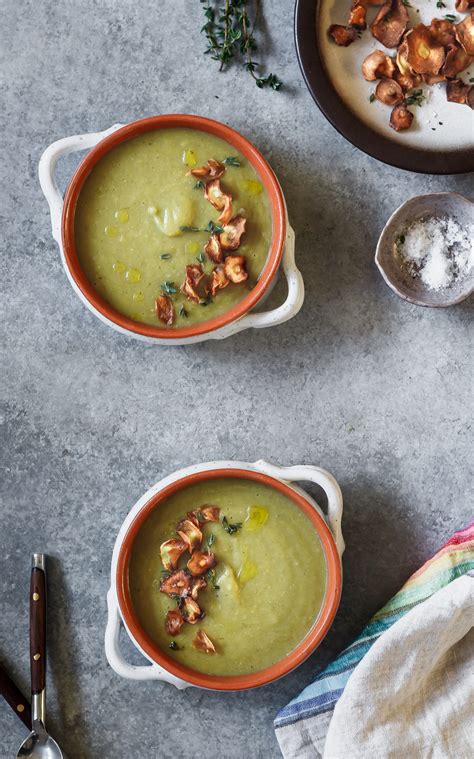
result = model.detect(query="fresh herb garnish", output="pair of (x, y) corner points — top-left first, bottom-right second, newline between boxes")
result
(161, 281), (177, 295)
(436, 0), (446, 8)
(222, 515), (242, 535)
(161, 570), (172, 579)
(205, 220), (224, 234)
(179, 305), (188, 318)
(179, 225), (201, 233)
(470, 78), (474, 83)
(401, 0), (411, 6)
(223, 156), (241, 166)
(194, 180), (205, 189)
(197, 251), (206, 263)
(160, 253), (172, 260)
(206, 568), (220, 590)
(405, 88), (425, 107)
(398, 234), (405, 245)
(169, 641), (180, 650)
(369, 93), (376, 103)
(207, 533), (216, 549)
(444, 14), (457, 22)
(199, 0), (282, 90)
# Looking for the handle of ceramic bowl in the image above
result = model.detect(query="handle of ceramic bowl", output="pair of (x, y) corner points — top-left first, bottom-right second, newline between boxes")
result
(254, 461), (345, 556)
(38, 124), (124, 245)
(216, 225), (303, 337)
(104, 589), (189, 688)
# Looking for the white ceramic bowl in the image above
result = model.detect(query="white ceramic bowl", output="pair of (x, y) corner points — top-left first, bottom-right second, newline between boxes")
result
(39, 116), (305, 345)
(105, 459), (344, 691)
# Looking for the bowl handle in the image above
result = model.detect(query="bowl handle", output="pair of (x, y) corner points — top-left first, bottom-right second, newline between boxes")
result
(214, 224), (304, 338)
(38, 124), (124, 245)
(253, 461), (345, 556)
(104, 589), (190, 688)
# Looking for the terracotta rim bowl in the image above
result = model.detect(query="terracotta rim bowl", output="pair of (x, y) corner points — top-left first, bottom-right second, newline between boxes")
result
(115, 468), (342, 690)
(62, 114), (286, 339)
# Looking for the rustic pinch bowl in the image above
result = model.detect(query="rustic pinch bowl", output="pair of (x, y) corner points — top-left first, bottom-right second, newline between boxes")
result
(105, 460), (344, 691)
(375, 193), (474, 308)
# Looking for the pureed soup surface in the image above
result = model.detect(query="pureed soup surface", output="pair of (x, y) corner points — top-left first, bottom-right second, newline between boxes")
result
(128, 478), (327, 677)
(74, 128), (273, 327)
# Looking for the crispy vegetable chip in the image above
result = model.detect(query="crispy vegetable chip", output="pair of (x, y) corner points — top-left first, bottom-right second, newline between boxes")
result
(204, 179), (233, 224)
(362, 50), (396, 80)
(181, 598), (202, 624)
(455, 11), (474, 56)
(455, 0), (474, 11)
(442, 44), (473, 78)
(181, 263), (206, 303)
(199, 505), (221, 522)
(190, 577), (207, 600)
(206, 265), (229, 297)
(155, 294), (174, 326)
(329, 24), (358, 46)
(390, 103), (414, 130)
(192, 630), (216, 654)
(446, 77), (470, 104)
(165, 609), (184, 636)
(375, 78), (404, 105)
(160, 570), (192, 598)
(188, 159), (225, 181)
(177, 518), (203, 552)
(224, 255), (249, 284)
(187, 551), (216, 577)
(405, 24), (445, 75)
(219, 215), (247, 251)
(429, 19), (456, 48)
(160, 538), (188, 571)
(204, 234), (223, 263)
(349, 2), (368, 30)
(371, 0), (409, 49)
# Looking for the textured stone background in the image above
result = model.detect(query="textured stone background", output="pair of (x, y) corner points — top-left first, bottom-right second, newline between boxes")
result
(0, 1), (472, 757)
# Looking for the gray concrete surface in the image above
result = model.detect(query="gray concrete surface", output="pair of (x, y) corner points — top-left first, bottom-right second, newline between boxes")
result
(1, 1), (472, 757)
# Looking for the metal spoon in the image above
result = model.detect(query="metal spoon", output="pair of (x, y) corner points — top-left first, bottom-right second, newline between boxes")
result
(16, 554), (63, 759)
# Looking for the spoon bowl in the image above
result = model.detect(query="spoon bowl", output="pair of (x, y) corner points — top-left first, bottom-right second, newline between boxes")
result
(16, 725), (63, 759)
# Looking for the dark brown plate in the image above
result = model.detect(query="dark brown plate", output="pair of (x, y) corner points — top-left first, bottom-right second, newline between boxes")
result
(294, 0), (474, 175)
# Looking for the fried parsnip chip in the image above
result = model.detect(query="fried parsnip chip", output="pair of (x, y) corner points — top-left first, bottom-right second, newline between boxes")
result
(406, 24), (445, 74)
(362, 50), (396, 80)
(181, 598), (202, 624)
(204, 179), (233, 224)
(188, 159), (225, 181)
(181, 263), (206, 303)
(204, 233), (223, 263)
(155, 294), (174, 326)
(375, 78), (405, 105)
(329, 24), (358, 46)
(442, 44), (473, 78)
(455, 0), (474, 11)
(192, 630), (216, 654)
(429, 18), (456, 48)
(160, 570), (192, 598)
(455, 11), (474, 56)
(190, 577), (207, 601)
(390, 103), (414, 130)
(371, 0), (409, 48)
(349, 2), (368, 30)
(177, 518), (203, 552)
(160, 538), (188, 571)
(224, 255), (248, 284)
(446, 77), (470, 104)
(199, 505), (221, 522)
(187, 551), (216, 577)
(206, 265), (229, 297)
(165, 609), (184, 636)
(219, 216), (247, 251)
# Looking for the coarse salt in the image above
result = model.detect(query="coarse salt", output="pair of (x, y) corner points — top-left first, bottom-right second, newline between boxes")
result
(396, 215), (473, 291)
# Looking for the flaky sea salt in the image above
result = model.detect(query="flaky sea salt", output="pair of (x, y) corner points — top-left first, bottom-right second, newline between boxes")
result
(396, 216), (473, 291)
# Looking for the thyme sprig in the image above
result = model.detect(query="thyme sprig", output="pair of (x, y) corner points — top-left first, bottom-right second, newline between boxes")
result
(199, 1), (282, 90)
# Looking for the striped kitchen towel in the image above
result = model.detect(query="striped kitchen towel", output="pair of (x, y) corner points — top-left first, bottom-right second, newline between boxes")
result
(274, 521), (474, 759)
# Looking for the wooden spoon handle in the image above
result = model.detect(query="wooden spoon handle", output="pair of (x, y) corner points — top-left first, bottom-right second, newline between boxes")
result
(0, 663), (31, 728)
(30, 555), (46, 696)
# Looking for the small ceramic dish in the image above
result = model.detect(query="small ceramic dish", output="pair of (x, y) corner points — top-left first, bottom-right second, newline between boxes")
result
(105, 459), (344, 691)
(38, 115), (304, 345)
(375, 193), (474, 307)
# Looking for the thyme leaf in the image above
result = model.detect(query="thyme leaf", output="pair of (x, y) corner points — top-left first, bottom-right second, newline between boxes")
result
(223, 156), (241, 166)
(161, 281), (177, 295)
(222, 515), (242, 535)
(405, 88), (425, 107)
(160, 253), (172, 260)
(199, 0), (282, 90)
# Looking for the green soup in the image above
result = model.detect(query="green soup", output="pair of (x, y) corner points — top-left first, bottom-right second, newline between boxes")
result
(129, 478), (327, 676)
(74, 129), (273, 327)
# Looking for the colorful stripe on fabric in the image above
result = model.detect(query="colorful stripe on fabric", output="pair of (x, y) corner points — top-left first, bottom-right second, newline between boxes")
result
(274, 521), (474, 730)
